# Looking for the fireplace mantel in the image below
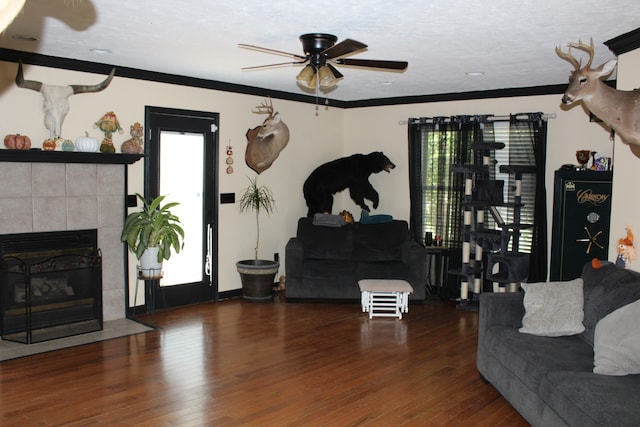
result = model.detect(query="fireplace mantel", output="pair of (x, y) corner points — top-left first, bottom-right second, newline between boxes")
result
(0, 149), (143, 164)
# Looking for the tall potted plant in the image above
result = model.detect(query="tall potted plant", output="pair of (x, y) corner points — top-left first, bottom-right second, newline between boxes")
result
(236, 176), (279, 302)
(121, 193), (185, 279)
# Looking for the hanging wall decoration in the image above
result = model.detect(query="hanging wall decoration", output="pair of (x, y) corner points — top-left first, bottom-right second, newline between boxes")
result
(226, 142), (234, 174)
(245, 97), (290, 174)
(556, 38), (640, 158)
(15, 61), (115, 139)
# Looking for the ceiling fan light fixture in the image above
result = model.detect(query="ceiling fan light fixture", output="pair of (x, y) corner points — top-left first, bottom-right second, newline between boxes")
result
(318, 65), (338, 89)
(240, 33), (407, 99)
(296, 64), (316, 89)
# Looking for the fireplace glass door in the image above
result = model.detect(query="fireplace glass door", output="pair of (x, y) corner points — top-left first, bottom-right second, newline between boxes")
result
(0, 229), (102, 344)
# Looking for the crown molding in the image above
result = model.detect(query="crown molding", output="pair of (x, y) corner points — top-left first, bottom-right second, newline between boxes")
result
(0, 48), (593, 108)
(605, 27), (640, 55)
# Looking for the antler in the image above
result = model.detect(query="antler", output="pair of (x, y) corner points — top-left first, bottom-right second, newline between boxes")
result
(252, 97), (274, 117)
(555, 37), (595, 70)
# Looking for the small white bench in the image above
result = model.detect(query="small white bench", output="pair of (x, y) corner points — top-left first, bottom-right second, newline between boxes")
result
(358, 279), (413, 319)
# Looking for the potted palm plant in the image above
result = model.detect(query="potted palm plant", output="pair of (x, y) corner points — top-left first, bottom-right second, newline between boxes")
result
(121, 193), (185, 279)
(236, 176), (279, 302)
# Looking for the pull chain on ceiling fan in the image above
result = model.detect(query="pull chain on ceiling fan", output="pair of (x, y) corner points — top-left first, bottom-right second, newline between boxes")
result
(238, 33), (408, 93)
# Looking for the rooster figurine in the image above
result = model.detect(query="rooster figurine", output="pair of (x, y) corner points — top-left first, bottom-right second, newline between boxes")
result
(616, 226), (636, 268)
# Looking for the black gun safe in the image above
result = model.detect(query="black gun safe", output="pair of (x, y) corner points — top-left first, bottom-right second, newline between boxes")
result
(550, 170), (613, 281)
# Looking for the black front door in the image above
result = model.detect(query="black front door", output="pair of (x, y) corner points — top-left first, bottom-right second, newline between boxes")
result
(144, 106), (219, 306)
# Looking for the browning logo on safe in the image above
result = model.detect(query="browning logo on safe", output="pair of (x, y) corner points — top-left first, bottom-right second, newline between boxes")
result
(576, 189), (610, 205)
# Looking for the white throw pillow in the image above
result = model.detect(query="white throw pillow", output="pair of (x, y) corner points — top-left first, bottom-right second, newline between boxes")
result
(593, 299), (640, 376)
(519, 278), (585, 337)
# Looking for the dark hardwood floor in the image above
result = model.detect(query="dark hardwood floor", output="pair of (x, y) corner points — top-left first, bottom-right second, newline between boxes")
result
(0, 294), (528, 426)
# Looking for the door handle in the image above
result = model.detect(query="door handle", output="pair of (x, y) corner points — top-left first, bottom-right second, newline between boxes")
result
(205, 223), (213, 285)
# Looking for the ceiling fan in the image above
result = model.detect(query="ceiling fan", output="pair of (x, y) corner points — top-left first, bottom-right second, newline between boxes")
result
(238, 33), (408, 91)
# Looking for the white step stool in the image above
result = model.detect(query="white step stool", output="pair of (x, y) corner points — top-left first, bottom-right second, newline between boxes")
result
(358, 279), (413, 319)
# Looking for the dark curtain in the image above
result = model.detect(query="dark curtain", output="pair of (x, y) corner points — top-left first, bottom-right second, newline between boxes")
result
(509, 114), (548, 282)
(408, 113), (548, 282)
(408, 116), (486, 249)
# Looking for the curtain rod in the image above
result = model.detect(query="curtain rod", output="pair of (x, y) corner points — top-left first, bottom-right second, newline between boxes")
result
(398, 113), (556, 126)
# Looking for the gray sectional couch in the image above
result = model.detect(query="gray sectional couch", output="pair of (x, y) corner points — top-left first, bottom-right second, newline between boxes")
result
(477, 262), (640, 426)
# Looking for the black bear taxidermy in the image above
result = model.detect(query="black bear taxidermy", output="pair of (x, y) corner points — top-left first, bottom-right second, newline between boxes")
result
(303, 151), (396, 217)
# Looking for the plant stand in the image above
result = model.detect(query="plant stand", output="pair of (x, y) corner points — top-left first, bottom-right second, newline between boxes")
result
(133, 266), (165, 327)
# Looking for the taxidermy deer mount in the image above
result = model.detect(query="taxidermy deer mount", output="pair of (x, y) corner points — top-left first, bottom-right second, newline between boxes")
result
(556, 38), (640, 158)
(15, 61), (116, 139)
(245, 98), (290, 174)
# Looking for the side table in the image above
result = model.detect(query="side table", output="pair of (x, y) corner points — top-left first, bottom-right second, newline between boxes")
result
(424, 245), (450, 296)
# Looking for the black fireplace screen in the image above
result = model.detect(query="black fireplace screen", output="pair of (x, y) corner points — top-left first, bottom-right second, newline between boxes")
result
(0, 229), (102, 344)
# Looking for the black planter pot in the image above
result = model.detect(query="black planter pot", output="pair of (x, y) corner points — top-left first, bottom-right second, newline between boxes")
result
(236, 259), (279, 302)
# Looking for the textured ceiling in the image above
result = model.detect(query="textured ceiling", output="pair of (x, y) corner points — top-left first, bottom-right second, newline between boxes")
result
(1, 0), (639, 101)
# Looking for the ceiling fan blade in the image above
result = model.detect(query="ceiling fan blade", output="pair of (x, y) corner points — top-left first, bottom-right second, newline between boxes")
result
(322, 38), (367, 59)
(335, 58), (408, 70)
(238, 43), (307, 61)
(326, 63), (343, 79)
(241, 60), (308, 71)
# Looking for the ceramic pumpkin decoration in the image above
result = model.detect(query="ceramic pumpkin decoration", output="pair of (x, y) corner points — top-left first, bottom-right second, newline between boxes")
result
(75, 132), (99, 152)
(61, 139), (74, 152)
(42, 137), (58, 151)
(4, 133), (31, 150)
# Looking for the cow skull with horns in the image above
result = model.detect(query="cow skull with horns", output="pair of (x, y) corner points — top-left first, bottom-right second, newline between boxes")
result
(15, 61), (116, 139)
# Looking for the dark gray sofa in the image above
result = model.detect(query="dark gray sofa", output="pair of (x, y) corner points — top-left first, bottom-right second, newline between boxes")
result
(477, 262), (640, 426)
(285, 217), (426, 301)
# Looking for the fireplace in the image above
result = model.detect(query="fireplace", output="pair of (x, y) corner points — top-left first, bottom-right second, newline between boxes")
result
(0, 229), (102, 344)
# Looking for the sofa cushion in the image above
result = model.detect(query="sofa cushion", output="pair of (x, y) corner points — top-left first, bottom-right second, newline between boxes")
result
(484, 326), (594, 394)
(354, 221), (409, 262)
(519, 278), (585, 337)
(580, 263), (640, 347)
(297, 218), (353, 260)
(593, 299), (640, 376)
(539, 370), (640, 427)
(302, 259), (355, 279)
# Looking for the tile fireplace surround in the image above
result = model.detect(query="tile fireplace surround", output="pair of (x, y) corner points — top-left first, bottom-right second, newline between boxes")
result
(0, 158), (136, 321)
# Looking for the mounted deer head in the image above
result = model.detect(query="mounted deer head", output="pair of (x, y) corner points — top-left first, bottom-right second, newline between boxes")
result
(556, 38), (640, 158)
(245, 97), (290, 174)
(15, 61), (116, 139)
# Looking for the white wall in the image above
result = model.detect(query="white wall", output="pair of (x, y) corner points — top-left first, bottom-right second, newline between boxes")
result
(0, 57), (629, 305)
(0, 61), (344, 301)
(609, 47), (640, 261)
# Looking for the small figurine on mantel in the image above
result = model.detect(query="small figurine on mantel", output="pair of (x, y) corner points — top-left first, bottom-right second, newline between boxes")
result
(94, 111), (124, 153)
(121, 122), (144, 154)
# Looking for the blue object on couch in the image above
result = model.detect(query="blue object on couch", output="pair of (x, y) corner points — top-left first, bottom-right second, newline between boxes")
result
(285, 217), (426, 301)
(477, 262), (640, 426)
(360, 209), (393, 224)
